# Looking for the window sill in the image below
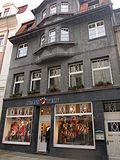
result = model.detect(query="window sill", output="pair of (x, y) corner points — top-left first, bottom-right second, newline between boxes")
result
(28, 91), (40, 95)
(11, 94), (22, 97)
(88, 35), (107, 41)
(15, 55), (27, 60)
(68, 85), (84, 91)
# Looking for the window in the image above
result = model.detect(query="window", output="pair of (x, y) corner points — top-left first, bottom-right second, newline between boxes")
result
(88, 20), (106, 39)
(42, 9), (47, 19)
(17, 43), (28, 58)
(3, 107), (33, 145)
(48, 29), (56, 43)
(54, 102), (95, 149)
(0, 35), (4, 46)
(3, 8), (10, 17)
(92, 58), (113, 86)
(88, 0), (99, 10)
(61, 2), (69, 12)
(40, 34), (45, 47)
(61, 28), (69, 41)
(48, 67), (61, 91)
(30, 70), (41, 92)
(50, 4), (57, 14)
(13, 74), (24, 95)
(69, 63), (84, 89)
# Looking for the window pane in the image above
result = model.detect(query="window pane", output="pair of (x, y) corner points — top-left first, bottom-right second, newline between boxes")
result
(61, 3), (69, 12)
(50, 77), (61, 90)
(70, 64), (83, 73)
(49, 30), (56, 43)
(14, 83), (23, 94)
(31, 80), (40, 91)
(70, 74), (83, 87)
(55, 115), (94, 145)
(89, 28), (96, 39)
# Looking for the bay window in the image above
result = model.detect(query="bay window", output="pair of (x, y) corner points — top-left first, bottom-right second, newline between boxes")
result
(13, 74), (24, 95)
(88, 20), (106, 39)
(54, 102), (95, 149)
(69, 63), (84, 89)
(92, 58), (113, 86)
(61, 28), (69, 41)
(48, 67), (61, 91)
(30, 70), (41, 92)
(3, 107), (33, 145)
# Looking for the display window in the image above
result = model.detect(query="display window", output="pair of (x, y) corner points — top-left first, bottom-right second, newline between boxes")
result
(54, 103), (95, 149)
(3, 107), (33, 145)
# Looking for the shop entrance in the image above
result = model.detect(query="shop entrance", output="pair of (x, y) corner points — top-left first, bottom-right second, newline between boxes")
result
(37, 106), (51, 152)
(104, 112), (120, 160)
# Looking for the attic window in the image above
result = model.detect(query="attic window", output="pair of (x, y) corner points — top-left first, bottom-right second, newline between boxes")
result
(3, 8), (10, 17)
(50, 4), (57, 14)
(88, 0), (99, 10)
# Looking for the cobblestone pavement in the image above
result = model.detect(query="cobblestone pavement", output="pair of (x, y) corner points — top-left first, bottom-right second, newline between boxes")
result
(0, 150), (71, 160)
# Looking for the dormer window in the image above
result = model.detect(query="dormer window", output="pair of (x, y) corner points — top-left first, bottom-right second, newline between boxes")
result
(88, 0), (99, 10)
(3, 8), (10, 17)
(42, 9), (47, 19)
(61, 28), (69, 41)
(40, 34), (45, 47)
(61, 2), (69, 12)
(48, 29), (56, 43)
(50, 4), (57, 14)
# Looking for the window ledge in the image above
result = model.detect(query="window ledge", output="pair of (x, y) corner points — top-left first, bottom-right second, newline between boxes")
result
(28, 91), (40, 95)
(35, 41), (76, 54)
(88, 35), (107, 41)
(15, 55), (27, 60)
(10, 94), (22, 97)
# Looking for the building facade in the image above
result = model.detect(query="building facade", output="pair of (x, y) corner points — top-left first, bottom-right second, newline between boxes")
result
(0, 0), (120, 160)
(0, 3), (28, 120)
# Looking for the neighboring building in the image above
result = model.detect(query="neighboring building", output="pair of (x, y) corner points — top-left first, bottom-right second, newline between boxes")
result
(0, 3), (28, 120)
(0, 0), (120, 160)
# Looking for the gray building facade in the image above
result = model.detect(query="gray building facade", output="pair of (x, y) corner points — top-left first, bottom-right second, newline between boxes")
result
(0, 0), (120, 160)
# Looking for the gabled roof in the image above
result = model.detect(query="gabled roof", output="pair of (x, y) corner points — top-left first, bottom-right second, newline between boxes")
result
(17, 5), (28, 14)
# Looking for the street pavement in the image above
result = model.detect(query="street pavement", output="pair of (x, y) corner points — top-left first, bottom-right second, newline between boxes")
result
(0, 150), (70, 160)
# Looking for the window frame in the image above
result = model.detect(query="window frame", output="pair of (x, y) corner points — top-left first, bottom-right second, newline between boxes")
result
(54, 102), (95, 149)
(61, 2), (69, 13)
(48, 66), (61, 89)
(13, 74), (24, 95)
(48, 29), (56, 43)
(92, 58), (113, 86)
(50, 3), (57, 15)
(17, 43), (28, 58)
(61, 28), (69, 41)
(88, 20), (106, 40)
(30, 70), (41, 92)
(69, 63), (84, 88)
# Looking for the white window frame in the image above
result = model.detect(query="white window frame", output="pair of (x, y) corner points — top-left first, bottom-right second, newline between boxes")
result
(3, 8), (10, 17)
(30, 70), (41, 92)
(50, 4), (57, 15)
(61, 28), (69, 41)
(13, 74), (24, 95)
(17, 43), (28, 58)
(0, 35), (4, 46)
(88, 0), (99, 10)
(42, 9), (47, 19)
(69, 63), (83, 87)
(40, 34), (45, 47)
(92, 58), (113, 86)
(88, 20), (106, 40)
(2, 107), (33, 145)
(54, 102), (95, 149)
(61, 2), (69, 12)
(48, 67), (61, 89)
(48, 29), (56, 43)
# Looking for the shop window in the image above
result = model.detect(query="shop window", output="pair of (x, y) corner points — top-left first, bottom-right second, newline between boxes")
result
(30, 70), (41, 92)
(88, 20), (106, 39)
(42, 9), (47, 19)
(48, 29), (56, 43)
(88, 0), (99, 10)
(50, 4), (57, 15)
(48, 67), (61, 91)
(40, 34), (45, 47)
(69, 63), (84, 89)
(3, 8), (10, 17)
(13, 74), (24, 95)
(0, 35), (4, 46)
(17, 43), (28, 58)
(61, 2), (69, 12)
(3, 107), (33, 145)
(61, 28), (69, 41)
(54, 103), (95, 149)
(92, 58), (113, 86)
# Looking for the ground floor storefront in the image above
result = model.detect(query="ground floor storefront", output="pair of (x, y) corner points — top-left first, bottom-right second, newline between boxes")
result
(0, 88), (120, 160)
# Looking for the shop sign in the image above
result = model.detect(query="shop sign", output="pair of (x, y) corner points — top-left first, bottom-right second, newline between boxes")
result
(40, 97), (47, 105)
(95, 130), (105, 140)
